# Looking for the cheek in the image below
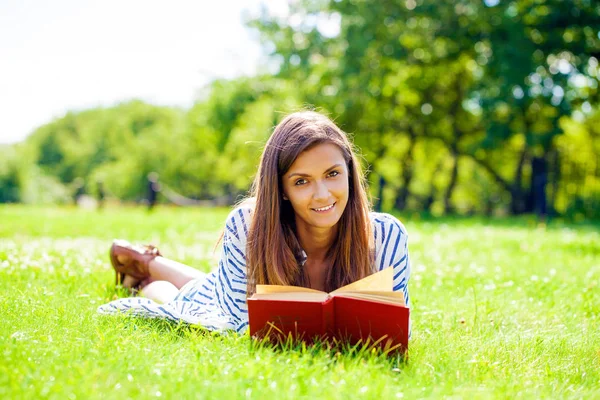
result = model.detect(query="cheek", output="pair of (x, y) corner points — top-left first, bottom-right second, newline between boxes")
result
(332, 178), (350, 196)
(288, 188), (311, 207)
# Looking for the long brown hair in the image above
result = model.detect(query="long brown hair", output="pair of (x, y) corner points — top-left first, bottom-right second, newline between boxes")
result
(246, 111), (373, 295)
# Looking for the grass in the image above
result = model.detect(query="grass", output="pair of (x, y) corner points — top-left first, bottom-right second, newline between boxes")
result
(1, 204), (599, 399)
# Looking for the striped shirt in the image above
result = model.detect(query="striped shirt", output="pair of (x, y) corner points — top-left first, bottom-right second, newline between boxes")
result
(97, 206), (411, 334)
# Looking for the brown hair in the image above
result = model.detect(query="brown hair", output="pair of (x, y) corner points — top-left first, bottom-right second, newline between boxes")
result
(246, 111), (373, 295)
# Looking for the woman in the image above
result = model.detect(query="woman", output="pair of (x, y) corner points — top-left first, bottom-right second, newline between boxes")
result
(98, 111), (411, 334)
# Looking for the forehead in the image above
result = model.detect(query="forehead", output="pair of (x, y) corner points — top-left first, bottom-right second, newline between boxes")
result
(287, 142), (346, 174)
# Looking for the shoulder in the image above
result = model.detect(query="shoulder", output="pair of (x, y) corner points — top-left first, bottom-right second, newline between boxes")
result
(226, 203), (253, 224)
(369, 212), (409, 242)
(369, 212), (410, 270)
(224, 203), (254, 241)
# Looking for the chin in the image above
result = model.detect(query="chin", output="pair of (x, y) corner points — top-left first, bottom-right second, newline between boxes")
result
(311, 213), (343, 229)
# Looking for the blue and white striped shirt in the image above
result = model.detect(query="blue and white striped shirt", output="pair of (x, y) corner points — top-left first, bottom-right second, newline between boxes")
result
(98, 206), (411, 333)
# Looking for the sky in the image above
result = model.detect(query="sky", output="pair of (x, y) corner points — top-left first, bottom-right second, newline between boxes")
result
(0, 0), (283, 144)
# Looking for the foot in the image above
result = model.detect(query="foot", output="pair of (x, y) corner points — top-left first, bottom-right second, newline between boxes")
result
(110, 239), (161, 283)
(120, 274), (155, 293)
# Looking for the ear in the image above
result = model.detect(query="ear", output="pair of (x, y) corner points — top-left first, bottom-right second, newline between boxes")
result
(282, 193), (289, 201)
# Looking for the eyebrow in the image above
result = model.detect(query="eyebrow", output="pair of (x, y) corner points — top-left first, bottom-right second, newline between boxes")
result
(287, 164), (343, 179)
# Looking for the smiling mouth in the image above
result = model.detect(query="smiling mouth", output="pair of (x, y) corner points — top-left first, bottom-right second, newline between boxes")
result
(312, 203), (336, 212)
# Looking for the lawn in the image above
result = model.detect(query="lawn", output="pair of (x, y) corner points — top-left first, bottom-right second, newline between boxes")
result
(1, 205), (599, 399)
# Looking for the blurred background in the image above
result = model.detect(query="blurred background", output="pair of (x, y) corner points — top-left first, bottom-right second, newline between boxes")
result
(1, 0), (598, 221)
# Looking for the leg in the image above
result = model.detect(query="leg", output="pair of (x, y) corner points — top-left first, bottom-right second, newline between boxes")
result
(111, 240), (205, 290)
(147, 256), (206, 289)
(139, 280), (180, 304)
(115, 254), (205, 290)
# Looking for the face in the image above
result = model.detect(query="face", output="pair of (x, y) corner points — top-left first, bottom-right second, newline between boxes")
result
(281, 142), (350, 232)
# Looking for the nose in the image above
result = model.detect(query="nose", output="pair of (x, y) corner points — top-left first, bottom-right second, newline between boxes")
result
(313, 180), (329, 201)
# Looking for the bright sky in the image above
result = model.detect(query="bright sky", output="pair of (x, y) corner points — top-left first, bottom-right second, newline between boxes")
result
(0, 0), (281, 144)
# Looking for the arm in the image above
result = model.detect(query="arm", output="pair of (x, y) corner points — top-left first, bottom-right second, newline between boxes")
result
(393, 230), (411, 309)
(213, 207), (252, 333)
(374, 214), (411, 308)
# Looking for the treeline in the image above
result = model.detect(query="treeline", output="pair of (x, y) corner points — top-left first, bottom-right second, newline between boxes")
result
(1, 0), (599, 219)
(0, 79), (289, 205)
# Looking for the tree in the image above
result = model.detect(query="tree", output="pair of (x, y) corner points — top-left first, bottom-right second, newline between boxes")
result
(249, 0), (600, 215)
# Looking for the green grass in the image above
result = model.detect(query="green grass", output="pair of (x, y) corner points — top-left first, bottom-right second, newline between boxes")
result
(1, 205), (599, 399)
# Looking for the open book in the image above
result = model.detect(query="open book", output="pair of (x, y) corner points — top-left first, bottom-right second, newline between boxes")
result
(247, 267), (410, 353)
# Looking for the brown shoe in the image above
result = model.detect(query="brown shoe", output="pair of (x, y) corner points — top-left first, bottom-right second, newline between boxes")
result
(110, 239), (161, 287)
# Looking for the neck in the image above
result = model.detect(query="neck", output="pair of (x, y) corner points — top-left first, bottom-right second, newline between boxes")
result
(295, 220), (338, 261)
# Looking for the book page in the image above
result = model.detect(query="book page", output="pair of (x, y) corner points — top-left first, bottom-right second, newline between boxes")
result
(253, 266), (393, 299)
(255, 284), (325, 295)
(331, 266), (393, 294)
(332, 291), (406, 306)
(249, 292), (330, 302)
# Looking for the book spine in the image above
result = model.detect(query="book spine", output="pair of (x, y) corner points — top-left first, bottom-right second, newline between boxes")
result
(322, 297), (335, 337)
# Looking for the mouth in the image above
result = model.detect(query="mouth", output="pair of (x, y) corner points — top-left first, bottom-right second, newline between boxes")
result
(311, 202), (336, 213)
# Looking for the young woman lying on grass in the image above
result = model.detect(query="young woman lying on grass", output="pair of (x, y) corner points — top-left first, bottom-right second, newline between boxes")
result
(98, 111), (411, 334)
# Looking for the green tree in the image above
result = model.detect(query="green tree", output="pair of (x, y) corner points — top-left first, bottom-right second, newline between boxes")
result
(249, 0), (600, 216)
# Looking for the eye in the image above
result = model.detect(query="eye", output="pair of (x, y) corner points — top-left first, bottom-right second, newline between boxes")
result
(327, 170), (340, 178)
(294, 178), (307, 186)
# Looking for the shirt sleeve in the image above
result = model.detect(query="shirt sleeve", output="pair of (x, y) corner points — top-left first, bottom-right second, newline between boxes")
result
(213, 207), (252, 333)
(374, 214), (411, 308)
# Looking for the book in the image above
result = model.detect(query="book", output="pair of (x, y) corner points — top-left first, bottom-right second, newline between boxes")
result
(247, 267), (410, 354)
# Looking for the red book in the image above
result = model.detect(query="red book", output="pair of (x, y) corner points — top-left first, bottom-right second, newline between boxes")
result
(247, 267), (410, 354)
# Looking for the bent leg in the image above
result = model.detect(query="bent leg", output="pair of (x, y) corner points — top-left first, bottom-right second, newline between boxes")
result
(147, 256), (206, 289)
(140, 258), (208, 303)
(140, 280), (180, 304)
(114, 240), (206, 290)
